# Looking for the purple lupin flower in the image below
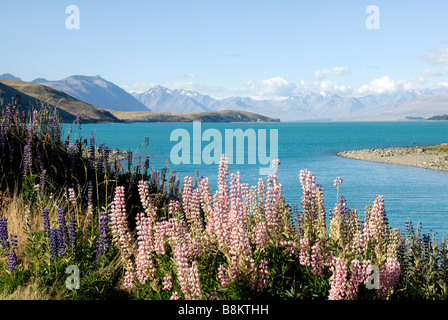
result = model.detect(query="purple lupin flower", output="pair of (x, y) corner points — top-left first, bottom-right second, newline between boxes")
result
(57, 228), (67, 256)
(14, 95), (20, 107)
(151, 169), (160, 190)
(0, 119), (6, 151)
(23, 125), (33, 175)
(39, 170), (47, 194)
(32, 109), (38, 127)
(76, 112), (81, 128)
(49, 228), (58, 258)
(50, 116), (58, 138)
(96, 211), (110, 257)
(8, 234), (18, 272)
(5, 105), (11, 127)
(41, 208), (50, 235)
(57, 208), (67, 256)
(0, 218), (9, 251)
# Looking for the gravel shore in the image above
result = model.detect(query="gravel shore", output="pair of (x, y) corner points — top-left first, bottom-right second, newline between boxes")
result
(337, 144), (448, 172)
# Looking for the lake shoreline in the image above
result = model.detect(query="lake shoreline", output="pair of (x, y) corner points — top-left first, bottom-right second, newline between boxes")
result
(337, 144), (448, 172)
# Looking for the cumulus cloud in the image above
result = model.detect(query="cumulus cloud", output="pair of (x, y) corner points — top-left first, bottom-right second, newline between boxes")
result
(245, 77), (297, 96)
(421, 48), (448, 70)
(355, 76), (415, 95)
(313, 66), (351, 80)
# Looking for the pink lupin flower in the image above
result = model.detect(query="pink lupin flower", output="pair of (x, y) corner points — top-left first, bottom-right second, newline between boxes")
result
(264, 174), (283, 242)
(162, 274), (173, 291)
(154, 220), (168, 255)
(198, 177), (214, 235)
(170, 291), (180, 300)
(299, 238), (311, 267)
(135, 211), (155, 285)
(310, 241), (324, 277)
(123, 261), (135, 290)
(218, 265), (231, 287)
(110, 186), (134, 260)
(252, 221), (269, 249)
(333, 177), (343, 187)
(377, 258), (401, 299)
(345, 260), (371, 300)
(211, 155), (231, 253)
(255, 258), (270, 292)
(364, 195), (387, 243)
(138, 180), (157, 223)
(328, 257), (348, 300)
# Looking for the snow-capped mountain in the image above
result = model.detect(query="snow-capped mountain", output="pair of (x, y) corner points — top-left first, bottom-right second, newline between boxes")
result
(132, 86), (212, 113)
(33, 75), (149, 112)
(131, 85), (448, 121)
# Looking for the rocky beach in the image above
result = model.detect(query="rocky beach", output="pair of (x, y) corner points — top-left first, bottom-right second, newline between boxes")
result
(337, 144), (448, 172)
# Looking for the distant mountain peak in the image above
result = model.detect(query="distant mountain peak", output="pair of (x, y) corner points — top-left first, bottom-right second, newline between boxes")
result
(34, 75), (149, 112)
(0, 73), (22, 81)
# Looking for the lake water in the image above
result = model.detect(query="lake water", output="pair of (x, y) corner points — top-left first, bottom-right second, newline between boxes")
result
(63, 121), (448, 238)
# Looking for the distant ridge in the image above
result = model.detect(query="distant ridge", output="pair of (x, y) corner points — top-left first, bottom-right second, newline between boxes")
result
(33, 75), (149, 112)
(107, 109), (280, 123)
(0, 73), (22, 81)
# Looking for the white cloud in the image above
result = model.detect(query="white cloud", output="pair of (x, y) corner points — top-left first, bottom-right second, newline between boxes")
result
(245, 77), (296, 97)
(356, 76), (399, 95)
(177, 73), (197, 79)
(421, 48), (448, 70)
(354, 76), (418, 95)
(313, 66), (351, 80)
(420, 69), (443, 78)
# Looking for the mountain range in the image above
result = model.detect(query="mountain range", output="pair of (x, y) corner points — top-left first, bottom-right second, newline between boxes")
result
(132, 85), (448, 121)
(0, 75), (277, 123)
(1, 73), (447, 121)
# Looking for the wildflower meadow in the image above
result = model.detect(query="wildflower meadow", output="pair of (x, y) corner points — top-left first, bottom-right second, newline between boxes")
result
(0, 100), (447, 301)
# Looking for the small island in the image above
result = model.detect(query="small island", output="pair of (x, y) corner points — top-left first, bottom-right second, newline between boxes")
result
(337, 144), (448, 172)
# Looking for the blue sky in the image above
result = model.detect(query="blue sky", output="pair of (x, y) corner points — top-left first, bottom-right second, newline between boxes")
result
(1, 0), (448, 97)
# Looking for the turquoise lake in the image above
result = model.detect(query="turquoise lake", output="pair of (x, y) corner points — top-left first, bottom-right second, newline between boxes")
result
(64, 121), (448, 238)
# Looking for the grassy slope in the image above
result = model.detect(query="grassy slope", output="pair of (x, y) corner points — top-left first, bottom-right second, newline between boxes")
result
(0, 80), (119, 123)
(108, 109), (280, 123)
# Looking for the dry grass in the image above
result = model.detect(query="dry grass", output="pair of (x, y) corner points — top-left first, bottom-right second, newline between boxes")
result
(422, 143), (448, 152)
(0, 278), (54, 300)
(108, 109), (280, 122)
